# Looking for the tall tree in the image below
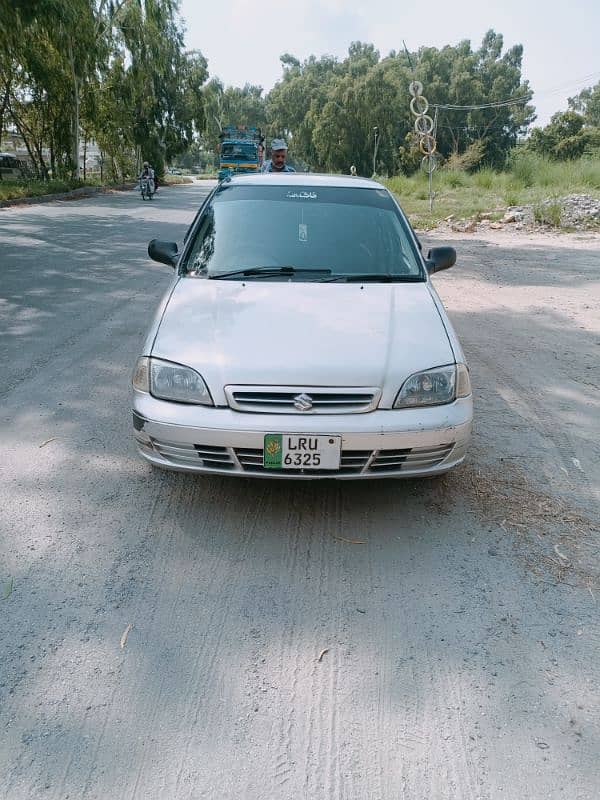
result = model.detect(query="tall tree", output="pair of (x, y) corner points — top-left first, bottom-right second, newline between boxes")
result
(265, 31), (534, 175)
(1, 0), (207, 179)
(568, 81), (600, 127)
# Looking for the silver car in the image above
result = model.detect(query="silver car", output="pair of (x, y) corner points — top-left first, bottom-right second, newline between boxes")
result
(132, 174), (472, 478)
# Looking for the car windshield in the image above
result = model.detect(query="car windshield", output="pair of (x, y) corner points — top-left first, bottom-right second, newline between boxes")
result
(182, 184), (424, 282)
(221, 143), (257, 161)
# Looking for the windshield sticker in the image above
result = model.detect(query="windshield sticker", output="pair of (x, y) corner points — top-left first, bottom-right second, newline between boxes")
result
(286, 191), (318, 200)
(298, 223), (308, 242)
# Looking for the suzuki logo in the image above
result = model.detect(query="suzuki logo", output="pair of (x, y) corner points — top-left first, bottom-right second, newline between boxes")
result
(293, 393), (313, 412)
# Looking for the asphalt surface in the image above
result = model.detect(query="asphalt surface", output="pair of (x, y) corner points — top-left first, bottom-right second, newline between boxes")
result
(1, 183), (599, 799)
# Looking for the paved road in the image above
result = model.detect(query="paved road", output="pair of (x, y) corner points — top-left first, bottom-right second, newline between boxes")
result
(1, 184), (599, 799)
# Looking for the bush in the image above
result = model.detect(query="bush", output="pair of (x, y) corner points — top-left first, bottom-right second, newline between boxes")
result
(473, 168), (496, 189)
(386, 174), (422, 197)
(508, 151), (540, 187)
(0, 178), (83, 202)
(445, 140), (486, 173)
(503, 188), (520, 207)
(440, 170), (467, 188)
(573, 154), (600, 188)
(534, 202), (562, 227)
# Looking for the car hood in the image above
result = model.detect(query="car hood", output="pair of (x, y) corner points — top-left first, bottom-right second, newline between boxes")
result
(151, 279), (455, 405)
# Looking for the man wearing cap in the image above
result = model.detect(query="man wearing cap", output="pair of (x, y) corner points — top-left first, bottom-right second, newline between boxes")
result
(261, 138), (295, 173)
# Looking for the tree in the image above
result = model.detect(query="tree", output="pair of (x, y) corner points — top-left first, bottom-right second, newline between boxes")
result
(413, 31), (534, 169)
(0, 0), (207, 180)
(264, 31), (533, 175)
(568, 81), (600, 127)
(528, 110), (599, 160)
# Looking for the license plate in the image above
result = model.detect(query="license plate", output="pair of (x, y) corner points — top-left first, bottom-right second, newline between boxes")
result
(263, 434), (341, 470)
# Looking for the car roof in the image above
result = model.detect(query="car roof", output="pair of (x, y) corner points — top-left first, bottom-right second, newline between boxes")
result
(226, 173), (386, 191)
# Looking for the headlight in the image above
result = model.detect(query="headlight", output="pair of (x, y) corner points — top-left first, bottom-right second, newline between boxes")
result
(132, 357), (213, 405)
(393, 364), (470, 408)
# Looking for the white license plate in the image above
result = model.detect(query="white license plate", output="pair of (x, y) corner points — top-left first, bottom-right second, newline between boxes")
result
(263, 434), (341, 470)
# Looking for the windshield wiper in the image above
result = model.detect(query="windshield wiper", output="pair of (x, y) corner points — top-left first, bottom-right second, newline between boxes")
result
(209, 266), (332, 280)
(319, 273), (423, 283)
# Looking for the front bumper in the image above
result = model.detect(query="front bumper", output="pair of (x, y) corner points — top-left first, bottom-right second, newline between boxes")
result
(132, 391), (473, 479)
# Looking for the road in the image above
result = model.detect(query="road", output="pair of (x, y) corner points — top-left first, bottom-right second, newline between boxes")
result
(1, 183), (599, 799)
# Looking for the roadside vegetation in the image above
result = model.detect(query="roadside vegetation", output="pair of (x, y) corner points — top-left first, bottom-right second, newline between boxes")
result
(2, 1), (207, 182)
(0, 177), (89, 202)
(385, 151), (600, 229)
(2, 4), (599, 219)
(0, 173), (194, 202)
(162, 174), (194, 185)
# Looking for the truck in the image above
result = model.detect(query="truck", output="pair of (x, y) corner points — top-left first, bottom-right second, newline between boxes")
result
(217, 125), (264, 181)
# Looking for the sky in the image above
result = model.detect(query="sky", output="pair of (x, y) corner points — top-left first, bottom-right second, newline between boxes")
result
(180, 0), (600, 128)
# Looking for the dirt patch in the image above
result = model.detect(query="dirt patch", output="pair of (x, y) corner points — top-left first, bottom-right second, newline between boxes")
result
(442, 456), (599, 586)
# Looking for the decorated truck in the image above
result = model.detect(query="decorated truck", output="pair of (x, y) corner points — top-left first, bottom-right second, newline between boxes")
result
(217, 125), (264, 181)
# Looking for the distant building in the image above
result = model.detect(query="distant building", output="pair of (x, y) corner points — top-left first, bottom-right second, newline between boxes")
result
(0, 130), (103, 173)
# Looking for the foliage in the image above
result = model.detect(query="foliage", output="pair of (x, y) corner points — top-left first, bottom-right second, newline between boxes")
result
(507, 149), (539, 186)
(2, 13), (596, 190)
(527, 110), (600, 161)
(162, 174), (192, 184)
(533, 201), (562, 227)
(445, 140), (486, 173)
(201, 80), (267, 155)
(0, 0), (208, 180)
(0, 177), (85, 201)
(265, 30), (533, 174)
(568, 80), (600, 127)
(384, 150), (599, 229)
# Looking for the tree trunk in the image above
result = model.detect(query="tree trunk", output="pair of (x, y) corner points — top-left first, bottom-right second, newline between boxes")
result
(67, 38), (81, 180)
(0, 84), (10, 154)
(13, 114), (47, 179)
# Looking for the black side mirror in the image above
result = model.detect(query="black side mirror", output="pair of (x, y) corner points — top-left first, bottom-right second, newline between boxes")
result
(148, 239), (179, 269)
(426, 246), (456, 274)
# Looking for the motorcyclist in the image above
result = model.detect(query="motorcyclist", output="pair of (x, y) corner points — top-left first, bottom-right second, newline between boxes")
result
(139, 161), (156, 194)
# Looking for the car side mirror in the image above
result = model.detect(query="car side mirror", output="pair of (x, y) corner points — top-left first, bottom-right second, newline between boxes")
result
(148, 239), (179, 269)
(426, 246), (456, 274)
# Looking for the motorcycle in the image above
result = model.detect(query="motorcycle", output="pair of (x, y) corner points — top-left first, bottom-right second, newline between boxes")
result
(140, 174), (155, 200)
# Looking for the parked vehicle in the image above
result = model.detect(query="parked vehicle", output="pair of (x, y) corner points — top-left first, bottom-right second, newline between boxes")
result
(0, 153), (26, 179)
(217, 125), (264, 182)
(132, 173), (473, 479)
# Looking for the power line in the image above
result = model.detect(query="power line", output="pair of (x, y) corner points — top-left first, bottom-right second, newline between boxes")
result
(534, 71), (600, 95)
(432, 97), (531, 111)
(428, 71), (600, 112)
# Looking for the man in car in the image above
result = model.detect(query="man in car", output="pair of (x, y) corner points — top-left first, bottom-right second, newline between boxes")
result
(261, 138), (295, 173)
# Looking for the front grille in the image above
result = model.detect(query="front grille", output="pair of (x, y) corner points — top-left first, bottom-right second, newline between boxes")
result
(148, 438), (455, 475)
(151, 439), (236, 470)
(369, 443), (454, 473)
(225, 386), (380, 414)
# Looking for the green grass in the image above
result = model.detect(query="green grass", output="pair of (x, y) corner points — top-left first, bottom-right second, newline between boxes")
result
(162, 174), (194, 185)
(385, 153), (600, 229)
(0, 173), (203, 203)
(533, 202), (562, 227)
(0, 178), (88, 202)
